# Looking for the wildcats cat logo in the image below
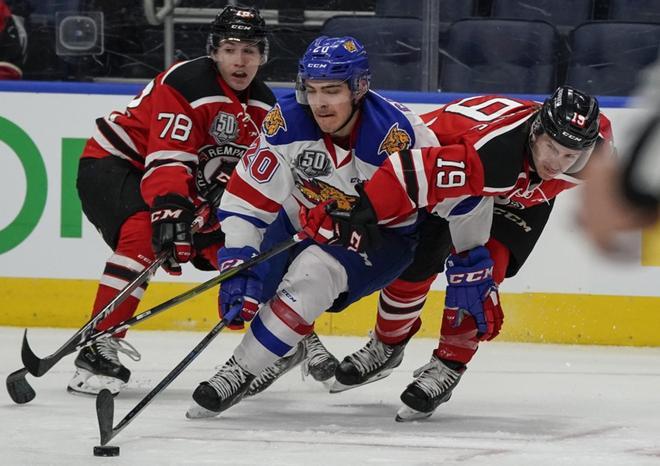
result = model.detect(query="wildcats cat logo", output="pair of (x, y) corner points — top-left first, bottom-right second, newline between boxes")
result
(343, 40), (357, 53)
(262, 104), (287, 137)
(378, 123), (411, 156)
(297, 179), (357, 211)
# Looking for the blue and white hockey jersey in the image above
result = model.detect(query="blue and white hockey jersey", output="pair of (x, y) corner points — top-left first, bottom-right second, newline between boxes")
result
(218, 90), (439, 249)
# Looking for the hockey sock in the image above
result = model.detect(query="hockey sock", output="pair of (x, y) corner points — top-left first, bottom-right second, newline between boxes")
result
(375, 275), (435, 345)
(92, 213), (153, 337)
(435, 307), (479, 366)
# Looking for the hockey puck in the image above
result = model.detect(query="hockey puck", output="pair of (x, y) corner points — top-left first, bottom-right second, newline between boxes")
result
(93, 445), (120, 457)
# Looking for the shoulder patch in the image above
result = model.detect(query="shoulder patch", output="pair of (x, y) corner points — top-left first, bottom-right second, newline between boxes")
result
(378, 122), (412, 155)
(263, 104), (287, 137)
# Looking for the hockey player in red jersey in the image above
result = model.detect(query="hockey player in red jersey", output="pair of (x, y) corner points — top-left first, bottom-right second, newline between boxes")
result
(305, 86), (615, 421)
(67, 6), (275, 396)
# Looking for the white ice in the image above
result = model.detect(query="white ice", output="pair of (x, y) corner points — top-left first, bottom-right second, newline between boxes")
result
(1, 327), (659, 466)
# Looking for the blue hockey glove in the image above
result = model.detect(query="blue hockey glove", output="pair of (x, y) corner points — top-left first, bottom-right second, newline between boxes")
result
(444, 246), (503, 341)
(217, 246), (269, 329)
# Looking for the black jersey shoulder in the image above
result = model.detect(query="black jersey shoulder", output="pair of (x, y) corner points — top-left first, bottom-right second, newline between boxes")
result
(477, 120), (531, 190)
(248, 78), (276, 106)
(162, 57), (225, 103)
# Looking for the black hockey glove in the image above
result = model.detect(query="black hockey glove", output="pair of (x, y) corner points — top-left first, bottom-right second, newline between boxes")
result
(150, 194), (195, 275)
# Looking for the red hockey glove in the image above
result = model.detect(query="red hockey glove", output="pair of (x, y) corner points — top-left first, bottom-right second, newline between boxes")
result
(298, 200), (338, 243)
(298, 183), (383, 252)
(151, 194), (195, 275)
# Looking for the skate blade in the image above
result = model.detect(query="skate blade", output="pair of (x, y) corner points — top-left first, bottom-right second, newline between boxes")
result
(185, 402), (220, 419)
(329, 369), (393, 393)
(320, 377), (335, 390)
(395, 405), (433, 422)
(67, 368), (123, 396)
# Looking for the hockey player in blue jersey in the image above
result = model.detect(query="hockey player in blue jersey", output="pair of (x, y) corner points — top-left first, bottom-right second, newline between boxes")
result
(186, 36), (491, 417)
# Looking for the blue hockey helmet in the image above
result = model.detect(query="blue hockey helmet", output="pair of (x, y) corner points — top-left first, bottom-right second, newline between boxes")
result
(296, 36), (370, 105)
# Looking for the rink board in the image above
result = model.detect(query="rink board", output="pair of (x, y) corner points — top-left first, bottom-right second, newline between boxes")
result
(1, 83), (660, 347)
(2, 276), (660, 346)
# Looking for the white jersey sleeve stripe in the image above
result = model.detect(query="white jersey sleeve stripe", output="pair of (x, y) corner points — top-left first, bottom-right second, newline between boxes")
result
(145, 150), (197, 166)
(190, 95), (233, 109)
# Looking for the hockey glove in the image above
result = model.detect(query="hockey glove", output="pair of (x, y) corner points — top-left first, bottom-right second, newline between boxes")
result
(444, 246), (504, 341)
(217, 246), (269, 329)
(298, 183), (383, 252)
(151, 194), (195, 275)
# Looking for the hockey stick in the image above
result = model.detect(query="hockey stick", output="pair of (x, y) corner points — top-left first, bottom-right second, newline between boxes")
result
(4, 252), (167, 405)
(7, 190), (224, 403)
(20, 251), (168, 378)
(96, 233), (304, 446)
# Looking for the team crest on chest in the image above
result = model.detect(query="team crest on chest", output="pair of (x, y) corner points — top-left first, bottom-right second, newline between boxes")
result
(210, 111), (239, 144)
(294, 150), (332, 177)
(378, 122), (411, 155)
(195, 143), (247, 195)
(297, 179), (357, 211)
(262, 104), (287, 136)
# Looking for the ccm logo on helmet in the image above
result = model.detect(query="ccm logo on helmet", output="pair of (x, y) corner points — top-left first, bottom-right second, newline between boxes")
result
(307, 63), (327, 68)
(561, 131), (583, 142)
(151, 208), (184, 222)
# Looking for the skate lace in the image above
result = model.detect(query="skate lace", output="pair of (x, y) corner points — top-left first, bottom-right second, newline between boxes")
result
(411, 358), (461, 398)
(207, 357), (250, 399)
(345, 332), (392, 376)
(97, 337), (141, 364)
(304, 332), (333, 367)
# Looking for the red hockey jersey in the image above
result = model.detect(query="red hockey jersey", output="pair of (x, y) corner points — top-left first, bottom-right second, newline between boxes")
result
(82, 56), (275, 206)
(364, 95), (613, 224)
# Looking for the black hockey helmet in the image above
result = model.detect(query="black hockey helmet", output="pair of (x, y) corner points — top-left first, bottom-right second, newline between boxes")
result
(207, 6), (268, 62)
(538, 85), (600, 150)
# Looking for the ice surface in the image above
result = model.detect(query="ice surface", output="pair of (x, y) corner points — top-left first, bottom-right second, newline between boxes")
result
(1, 327), (659, 466)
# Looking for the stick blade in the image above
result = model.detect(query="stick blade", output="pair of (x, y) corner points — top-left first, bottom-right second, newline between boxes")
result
(6, 368), (36, 404)
(96, 389), (115, 445)
(21, 329), (52, 377)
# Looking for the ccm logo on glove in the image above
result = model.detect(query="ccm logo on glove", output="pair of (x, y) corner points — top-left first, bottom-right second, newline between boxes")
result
(151, 208), (185, 222)
(447, 267), (493, 284)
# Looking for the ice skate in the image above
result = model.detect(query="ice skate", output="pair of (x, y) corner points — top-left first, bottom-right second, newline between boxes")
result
(301, 331), (339, 383)
(330, 332), (406, 393)
(187, 356), (255, 418)
(395, 355), (464, 422)
(67, 336), (141, 396)
(246, 341), (306, 397)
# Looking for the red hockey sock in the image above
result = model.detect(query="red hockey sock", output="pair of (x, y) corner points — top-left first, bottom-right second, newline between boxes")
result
(435, 308), (480, 366)
(375, 275), (436, 345)
(92, 285), (142, 338)
(91, 212), (153, 338)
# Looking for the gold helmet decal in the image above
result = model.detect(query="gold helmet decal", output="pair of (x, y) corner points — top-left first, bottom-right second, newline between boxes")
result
(343, 40), (358, 53)
(297, 179), (357, 211)
(262, 104), (287, 137)
(378, 122), (412, 155)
